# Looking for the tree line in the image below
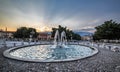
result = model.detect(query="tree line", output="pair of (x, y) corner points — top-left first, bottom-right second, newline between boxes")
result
(13, 20), (119, 41)
(13, 27), (38, 38)
(13, 26), (81, 40)
(93, 20), (120, 40)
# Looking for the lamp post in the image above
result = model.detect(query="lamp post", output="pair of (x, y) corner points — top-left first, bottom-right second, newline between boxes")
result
(70, 34), (72, 41)
(3, 31), (6, 47)
(29, 30), (35, 44)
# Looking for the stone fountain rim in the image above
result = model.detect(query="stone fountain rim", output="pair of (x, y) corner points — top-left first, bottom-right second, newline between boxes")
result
(3, 44), (99, 63)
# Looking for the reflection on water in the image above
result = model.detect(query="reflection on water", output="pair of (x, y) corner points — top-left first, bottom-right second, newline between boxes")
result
(10, 45), (93, 60)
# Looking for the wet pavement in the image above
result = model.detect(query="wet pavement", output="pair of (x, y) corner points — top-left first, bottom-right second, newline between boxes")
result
(0, 46), (120, 72)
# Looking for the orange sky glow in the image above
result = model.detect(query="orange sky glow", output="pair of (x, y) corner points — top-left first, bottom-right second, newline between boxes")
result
(1, 0), (120, 33)
(0, 26), (52, 32)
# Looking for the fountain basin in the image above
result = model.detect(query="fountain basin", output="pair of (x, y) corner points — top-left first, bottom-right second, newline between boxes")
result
(3, 44), (98, 62)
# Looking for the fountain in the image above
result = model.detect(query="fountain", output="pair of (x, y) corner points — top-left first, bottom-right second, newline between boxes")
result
(52, 30), (60, 48)
(3, 30), (98, 62)
(52, 30), (67, 48)
(61, 31), (67, 45)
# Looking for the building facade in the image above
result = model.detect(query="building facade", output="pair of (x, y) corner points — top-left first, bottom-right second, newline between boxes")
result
(37, 32), (52, 40)
(0, 29), (14, 38)
(81, 35), (93, 41)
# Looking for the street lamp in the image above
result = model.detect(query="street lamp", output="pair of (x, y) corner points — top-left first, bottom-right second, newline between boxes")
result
(3, 32), (6, 47)
(70, 34), (72, 41)
(29, 30), (35, 44)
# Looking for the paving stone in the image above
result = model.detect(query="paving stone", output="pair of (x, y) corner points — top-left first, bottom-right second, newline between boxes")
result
(0, 46), (120, 72)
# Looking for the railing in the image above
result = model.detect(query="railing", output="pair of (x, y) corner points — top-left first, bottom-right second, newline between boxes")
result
(0, 41), (54, 48)
(0, 41), (120, 52)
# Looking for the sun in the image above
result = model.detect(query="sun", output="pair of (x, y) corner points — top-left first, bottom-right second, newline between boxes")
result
(36, 26), (52, 32)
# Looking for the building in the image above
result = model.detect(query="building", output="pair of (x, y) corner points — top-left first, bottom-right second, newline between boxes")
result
(37, 32), (52, 40)
(0, 29), (5, 38)
(81, 35), (93, 41)
(0, 29), (14, 38)
(6, 31), (14, 38)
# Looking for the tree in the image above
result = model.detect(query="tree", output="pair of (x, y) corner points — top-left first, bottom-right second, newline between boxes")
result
(93, 20), (120, 40)
(51, 25), (81, 40)
(13, 27), (38, 38)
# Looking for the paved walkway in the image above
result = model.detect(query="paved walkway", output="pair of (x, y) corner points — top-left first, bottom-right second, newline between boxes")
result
(0, 46), (120, 72)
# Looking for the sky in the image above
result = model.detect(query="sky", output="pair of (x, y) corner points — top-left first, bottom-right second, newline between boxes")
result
(0, 0), (120, 32)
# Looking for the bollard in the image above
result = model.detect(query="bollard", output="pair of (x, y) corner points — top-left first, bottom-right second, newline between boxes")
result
(108, 46), (111, 50)
(21, 42), (24, 45)
(14, 43), (16, 47)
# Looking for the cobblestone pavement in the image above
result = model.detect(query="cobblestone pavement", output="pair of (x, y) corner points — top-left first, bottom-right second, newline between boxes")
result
(0, 46), (120, 72)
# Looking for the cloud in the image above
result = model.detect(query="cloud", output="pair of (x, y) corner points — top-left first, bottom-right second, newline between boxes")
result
(0, 0), (120, 32)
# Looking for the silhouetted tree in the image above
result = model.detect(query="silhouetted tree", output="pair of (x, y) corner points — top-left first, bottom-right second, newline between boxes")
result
(51, 25), (81, 40)
(93, 20), (120, 40)
(13, 27), (38, 38)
